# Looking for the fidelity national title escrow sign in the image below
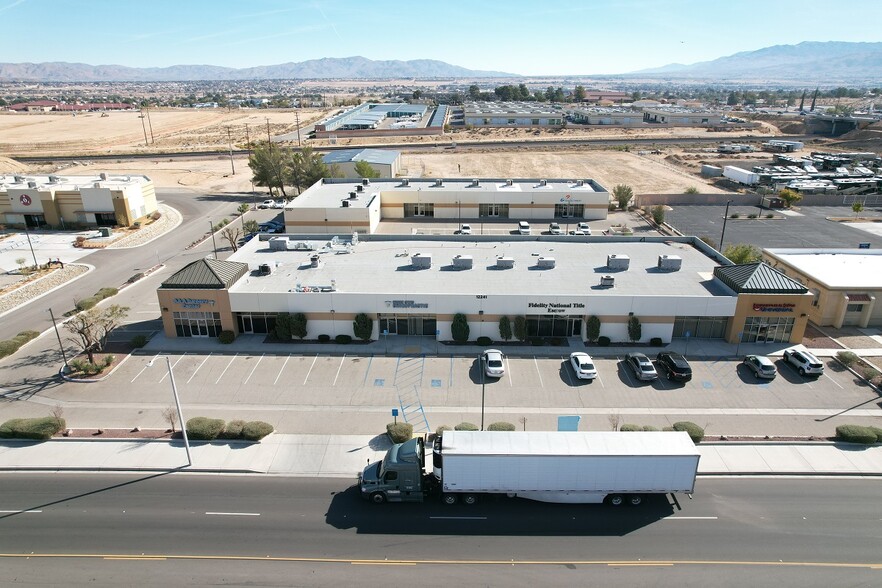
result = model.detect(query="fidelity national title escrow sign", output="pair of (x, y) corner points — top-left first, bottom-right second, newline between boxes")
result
(528, 301), (586, 314)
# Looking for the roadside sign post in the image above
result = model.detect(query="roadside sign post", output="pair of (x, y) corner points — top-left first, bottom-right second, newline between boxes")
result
(392, 408), (399, 425)
(383, 329), (388, 355)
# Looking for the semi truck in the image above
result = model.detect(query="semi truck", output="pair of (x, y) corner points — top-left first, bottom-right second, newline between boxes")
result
(359, 431), (700, 506)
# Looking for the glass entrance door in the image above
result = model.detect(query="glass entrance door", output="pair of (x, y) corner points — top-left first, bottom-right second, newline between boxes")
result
(190, 319), (209, 337)
(241, 315), (253, 334)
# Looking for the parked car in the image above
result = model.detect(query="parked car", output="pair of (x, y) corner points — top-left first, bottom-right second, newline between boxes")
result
(548, 222), (562, 235)
(518, 221), (531, 235)
(457, 224), (472, 235)
(258, 199), (277, 209)
(569, 352), (597, 380)
(259, 220), (284, 233)
(783, 348), (824, 376)
(743, 355), (777, 379)
(625, 352), (658, 381)
(568, 229), (586, 236)
(656, 352), (692, 382)
(482, 349), (506, 378)
(577, 222), (591, 234)
(271, 200), (286, 209)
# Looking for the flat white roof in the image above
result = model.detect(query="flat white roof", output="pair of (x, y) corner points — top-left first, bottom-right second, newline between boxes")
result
(765, 248), (882, 289)
(0, 174), (150, 191)
(441, 431), (699, 457)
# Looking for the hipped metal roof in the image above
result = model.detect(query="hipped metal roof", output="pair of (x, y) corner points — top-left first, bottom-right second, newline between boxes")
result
(160, 258), (248, 290)
(713, 262), (808, 294)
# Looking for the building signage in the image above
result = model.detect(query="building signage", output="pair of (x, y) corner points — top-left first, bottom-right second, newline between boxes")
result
(19, 194), (32, 206)
(528, 301), (586, 314)
(385, 300), (428, 309)
(174, 298), (216, 309)
(752, 303), (794, 313)
(559, 194), (582, 203)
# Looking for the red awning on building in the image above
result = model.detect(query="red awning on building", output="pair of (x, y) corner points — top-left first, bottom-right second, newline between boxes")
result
(846, 293), (872, 302)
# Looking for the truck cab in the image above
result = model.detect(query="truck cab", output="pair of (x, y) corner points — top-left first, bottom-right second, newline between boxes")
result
(359, 437), (429, 503)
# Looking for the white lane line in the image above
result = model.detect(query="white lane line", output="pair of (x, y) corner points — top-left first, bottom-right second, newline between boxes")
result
(534, 356), (544, 388)
(429, 516), (487, 520)
(507, 357), (513, 387)
(205, 512), (260, 517)
(274, 354), (291, 386)
(187, 353), (213, 384)
(561, 356), (575, 387)
(214, 353), (239, 385)
(243, 354), (265, 385)
(662, 516), (718, 520)
(0, 510), (42, 513)
(303, 354), (319, 385)
(596, 370), (605, 388)
(131, 363), (151, 383)
(823, 371), (843, 389)
(159, 354), (188, 383)
(333, 355), (346, 386)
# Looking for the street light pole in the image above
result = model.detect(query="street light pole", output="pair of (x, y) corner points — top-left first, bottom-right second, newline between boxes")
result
(479, 352), (485, 431)
(148, 355), (192, 466)
(22, 222), (39, 270)
(208, 219), (218, 259)
(48, 307), (69, 371)
(719, 200), (733, 252)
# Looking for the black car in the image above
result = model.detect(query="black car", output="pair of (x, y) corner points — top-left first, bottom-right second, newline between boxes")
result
(656, 352), (692, 382)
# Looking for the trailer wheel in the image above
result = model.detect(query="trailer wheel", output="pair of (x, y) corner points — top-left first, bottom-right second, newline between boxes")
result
(442, 493), (458, 505)
(608, 494), (624, 506)
(463, 494), (478, 505)
(628, 494), (643, 506)
(369, 492), (386, 504)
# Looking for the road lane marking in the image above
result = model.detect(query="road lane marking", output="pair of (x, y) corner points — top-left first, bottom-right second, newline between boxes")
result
(214, 354), (239, 385)
(274, 354), (291, 386)
(611, 563), (674, 567)
(303, 354), (318, 385)
(333, 355), (346, 386)
(429, 516), (488, 520)
(533, 356), (543, 388)
(0, 510), (41, 513)
(823, 371), (843, 389)
(186, 353), (213, 384)
(205, 512), (261, 516)
(131, 363), (151, 383)
(243, 354), (265, 385)
(159, 354), (188, 383)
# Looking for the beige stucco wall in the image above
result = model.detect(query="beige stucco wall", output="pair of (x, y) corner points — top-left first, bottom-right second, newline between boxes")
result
(158, 288), (235, 338)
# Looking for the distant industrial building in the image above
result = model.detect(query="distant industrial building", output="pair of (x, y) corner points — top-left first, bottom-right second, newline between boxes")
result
(642, 108), (722, 126)
(5, 100), (135, 112)
(463, 102), (564, 127)
(321, 149), (401, 179)
(581, 91), (630, 103)
(0, 173), (157, 229)
(314, 103), (447, 138)
(569, 107), (643, 126)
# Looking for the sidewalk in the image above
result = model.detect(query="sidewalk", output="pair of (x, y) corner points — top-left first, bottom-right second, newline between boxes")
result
(2, 434), (882, 478)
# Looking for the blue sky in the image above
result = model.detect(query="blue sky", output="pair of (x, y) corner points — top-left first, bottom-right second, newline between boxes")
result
(1, 0), (880, 75)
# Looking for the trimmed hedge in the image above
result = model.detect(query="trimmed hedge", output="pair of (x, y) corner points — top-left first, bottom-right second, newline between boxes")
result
(620, 424), (642, 432)
(598, 336), (611, 347)
(435, 425), (451, 437)
(318, 334), (331, 343)
(218, 330), (236, 344)
(219, 419), (246, 439)
(75, 296), (100, 311)
(870, 427), (882, 441)
(487, 421), (515, 431)
(335, 334), (352, 344)
(673, 421), (705, 443)
(387, 422), (413, 443)
(186, 417), (226, 440)
(476, 336), (492, 346)
(642, 425), (659, 431)
(650, 337), (663, 346)
(0, 417), (66, 440)
(241, 421), (274, 441)
(454, 422), (479, 431)
(836, 424), (878, 444)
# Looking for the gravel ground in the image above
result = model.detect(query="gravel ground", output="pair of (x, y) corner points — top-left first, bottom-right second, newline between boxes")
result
(0, 263), (90, 316)
(107, 204), (180, 249)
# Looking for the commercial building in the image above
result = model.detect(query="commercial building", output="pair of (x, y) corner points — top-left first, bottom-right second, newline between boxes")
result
(314, 103), (446, 138)
(642, 108), (722, 126)
(321, 149), (401, 179)
(281, 177), (611, 234)
(463, 102), (564, 127)
(157, 234), (812, 345)
(0, 173), (157, 228)
(569, 107), (644, 126)
(763, 248), (882, 328)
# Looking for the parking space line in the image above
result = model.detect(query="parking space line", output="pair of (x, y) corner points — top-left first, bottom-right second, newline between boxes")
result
(214, 353), (239, 385)
(131, 362), (151, 383)
(823, 371), (843, 389)
(303, 354), (318, 385)
(561, 356), (576, 387)
(619, 357), (637, 387)
(333, 355), (346, 386)
(159, 354), (188, 383)
(243, 354), (265, 385)
(362, 355), (374, 386)
(596, 370), (605, 388)
(449, 357), (454, 388)
(533, 356), (543, 388)
(187, 353), (213, 384)
(274, 354), (291, 386)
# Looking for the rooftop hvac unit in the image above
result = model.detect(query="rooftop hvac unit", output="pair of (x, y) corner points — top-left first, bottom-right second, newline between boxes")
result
(496, 256), (515, 269)
(258, 264), (272, 276)
(99, 172), (107, 180)
(434, 178), (443, 187)
(356, 184), (364, 192)
(269, 237), (290, 251)
(600, 275), (615, 287)
(537, 256), (556, 268)
(401, 178), (410, 186)
(657, 254), (682, 271)
(310, 254), (320, 268)
(98, 227), (112, 237)
(452, 254), (473, 269)
(362, 178), (370, 186)
(13, 175), (25, 183)
(48, 175), (60, 183)
(349, 191), (358, 199)
(342, 200), (350, 207)
(607, 254), (630, 270)
(411, 253), (432, 269)
(93, 182), (101, 188)
(539, 179), (547, 186)
(27, 181), (37, 188)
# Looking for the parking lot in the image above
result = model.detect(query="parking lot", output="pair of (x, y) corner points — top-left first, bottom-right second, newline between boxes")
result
(89, 351), (875, 415)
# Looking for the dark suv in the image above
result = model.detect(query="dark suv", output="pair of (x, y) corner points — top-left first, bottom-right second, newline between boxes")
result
(656, 352), (692, 382)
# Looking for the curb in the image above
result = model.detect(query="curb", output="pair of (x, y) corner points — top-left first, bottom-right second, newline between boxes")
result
(61, 351), (134, 383)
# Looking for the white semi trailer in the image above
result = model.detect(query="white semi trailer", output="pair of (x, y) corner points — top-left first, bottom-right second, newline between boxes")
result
(360, 431), (700, 506)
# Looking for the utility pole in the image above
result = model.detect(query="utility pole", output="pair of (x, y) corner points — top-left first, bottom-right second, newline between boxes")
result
(139, 109), (149, 147)
(266, 117), (271, 143)
(144, 104), (155, 144)
(719, 200), (733, 252)
(48, 308), (69, 371)
(295, 109), (302, 146)
(226, 126), (235, 175)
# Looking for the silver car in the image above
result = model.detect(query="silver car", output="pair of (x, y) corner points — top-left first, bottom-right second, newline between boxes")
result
(625, 352), (658, 381)
(743, 355), (777, 379)
(482, 349), (505, 378)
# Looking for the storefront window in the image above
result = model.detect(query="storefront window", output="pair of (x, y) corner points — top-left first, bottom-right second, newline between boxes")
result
(236, 313), (277, 334)
(741, 316), (794, 343)
(378, 314), (436, 336)
(526, 315), (582, 338)
(403, 203), (434, 217)
(673, 316), (728, 339)
(554, 203), (584, 218)
(173, 311), (223, 338)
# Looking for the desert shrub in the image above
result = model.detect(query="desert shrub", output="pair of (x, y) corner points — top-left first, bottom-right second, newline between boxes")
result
(241, 421), (274, 441)
(868, 426), (882, 441)
(0, 416), (66, 440)
(487, 421), (515, 431)
(643, 425), (659, 431)
(102, 355), (114, 368)
(0, 331), (39, 359)
(131, 335), (147, 348)
(765, 213), (774, 218)
(662, 426), (675, 431)
(454, 422), (479, 431)
(186, 417), (226, 440)
(650, 337), (663, 346)
(730, 213), (740, 219)
(476, 336), (492, 346)
(860, 366), (880, 382)
(598, 336), (611, 346)
(218, 330), (236, 344)
(673, 421), (705, 443)
(335, 334), (352, 344)
(219, 419), (246, 439)
(96, 287), (118, 299)
(837, 351), (859, 367)
(748, 213), (758, 219)
(151, 211), (162, 220)
(386, 422), (413, 443)
(620, 424), (642, 432)
(75, 297), (100, 311)
(317, 334), (331, 343)
(836, 424), (878, 444)
(435, 425), (451, 437)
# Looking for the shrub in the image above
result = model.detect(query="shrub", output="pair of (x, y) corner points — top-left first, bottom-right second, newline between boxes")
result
(643, 425), (659, 431)
(435, 425), (451, 437)
(598, 336), (611, 346)
(836, 424), (878, 444)
(241, 420), (274, 441)
(317, 334), (331, 343)
(96, 287), (118, 299)
(860, 366), (881, 382)
(684, 186), (699, 195)
(0, 331), (39, 359)
(218, 330), (236, 344)
(0, 416), (66, 440)
(868, 427), (882, 441)
(586, 315), (600, 343)
(352, 313), (373, 341)
(730, 213), (740, 219)
(673, 421), (705, 443)
(765, 213), (774, 218)
(386, 422), (414, 443)
(75, 296), (100, 311)
(620, 424), (642, 432)
(662, 426), (675, 431)
(650, 337), (663, 346)
(651, 204), (665, 225)
(151, 211), (162, 221)
(291, 312), (308, 339)
(627, 316), (642, 343)
(102, 355), (114, 368)
(498, 316), (512, 341)
(274, 313), (293, 340)
(477, 336), (493, 346)
(836, 351), (859, 367)
(454, 422), (479, 431)
(487, 421), (515, 431)
(220, 419), (246, 439)
(131, 335), (147, 348)
(186, 417), (226, 440)
(513, 316), (527, 342)
(335, 334), (352, 344)
(748, 213), (758, 219)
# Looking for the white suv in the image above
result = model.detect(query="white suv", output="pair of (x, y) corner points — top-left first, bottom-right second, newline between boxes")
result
(548, 222), (562, 235)
(783, 348), (825, 377)
(518, 221), (531, 235)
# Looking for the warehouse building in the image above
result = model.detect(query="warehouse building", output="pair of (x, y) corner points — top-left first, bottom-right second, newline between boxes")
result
(314, 103), (445, 138)
(642, 108), (722, 126)
(157, 234), (812, 345)
(463, 102), (564, 127)
(321, 149), (401, 179)
(0, 173), (157, 228)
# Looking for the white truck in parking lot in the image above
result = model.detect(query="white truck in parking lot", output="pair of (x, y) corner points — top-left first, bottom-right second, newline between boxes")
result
(360, 431), (700, 506)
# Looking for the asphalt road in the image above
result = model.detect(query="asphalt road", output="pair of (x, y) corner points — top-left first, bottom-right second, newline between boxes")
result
(0, 474), (880, 585)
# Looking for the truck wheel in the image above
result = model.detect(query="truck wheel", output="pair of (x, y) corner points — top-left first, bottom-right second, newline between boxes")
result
(463, 494), (478, 505)
(442, 494), (458, 505)
(628, 494), (643, 506)
(608, 494), (624, 507)
(369, 492), (386, 504)
(798, 367), (806, 376)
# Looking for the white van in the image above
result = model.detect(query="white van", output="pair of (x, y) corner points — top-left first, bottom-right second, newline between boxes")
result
(518, 221), (531, 235)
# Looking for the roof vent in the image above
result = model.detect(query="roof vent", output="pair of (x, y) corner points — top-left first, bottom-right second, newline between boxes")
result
(539, 179), (547, 186)
(506, 179), (513, 186)
(537, 256), (556, 268)
(99, 172), (107, 180)
(48, 175), (60, 183)
(258, 264), (272, 276)
(14, 175), (25, 182)
(310, 254), (320, 268)
(342, 200), (350, 207)
(657, 254), (682, 271)
(362, 178), (370, 186)
(471, 179), (480, 187)
(349, 191), (358, 199)
(356, 184), (364, 192)
(600, 275), (615, 287)
(27, 181), (37, 188)
(401, 178), (410, 186)
(607, 254), (630, 270)
(496, 256), (515, 269)
(94, 182), (101, 188)
(434, 178), (443, 187)
(452, 254), (473, 269)
(411, 253), (432, 269)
